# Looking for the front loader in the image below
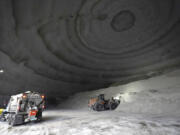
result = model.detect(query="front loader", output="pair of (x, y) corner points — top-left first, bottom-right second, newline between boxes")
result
(88, 94), (120, 111)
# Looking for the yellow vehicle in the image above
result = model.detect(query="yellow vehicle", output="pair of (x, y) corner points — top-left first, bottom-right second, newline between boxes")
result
(0, 109), (4, 115)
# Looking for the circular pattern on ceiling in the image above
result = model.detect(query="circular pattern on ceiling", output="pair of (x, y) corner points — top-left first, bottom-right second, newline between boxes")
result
(74, 0), (174, 54)
(1, 0), (180, 88)
(111, 10), (135, 32)
(35, 0), (180, 83)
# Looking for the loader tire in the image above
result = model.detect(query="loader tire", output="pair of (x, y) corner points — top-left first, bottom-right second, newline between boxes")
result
(94, 103), (104, 111)
(110, 103), (118, 110)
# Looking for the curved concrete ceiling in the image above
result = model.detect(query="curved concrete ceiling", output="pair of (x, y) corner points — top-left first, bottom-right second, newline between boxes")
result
(0, 0), (180, 97)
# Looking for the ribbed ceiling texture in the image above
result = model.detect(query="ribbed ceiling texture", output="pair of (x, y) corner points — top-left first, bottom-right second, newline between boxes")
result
(0, 0), (180, 98)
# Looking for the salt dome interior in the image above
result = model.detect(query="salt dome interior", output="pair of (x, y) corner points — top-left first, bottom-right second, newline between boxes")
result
(0, 0), (180, 134)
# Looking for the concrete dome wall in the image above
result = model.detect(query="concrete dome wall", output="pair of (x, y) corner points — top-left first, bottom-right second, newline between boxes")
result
(0, 0), (180, 97)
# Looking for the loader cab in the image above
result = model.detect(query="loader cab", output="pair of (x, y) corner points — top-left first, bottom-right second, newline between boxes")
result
(98, 94), (105, 100)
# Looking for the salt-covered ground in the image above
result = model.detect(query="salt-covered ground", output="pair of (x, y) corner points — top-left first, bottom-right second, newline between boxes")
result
(0, 110), (180, 135)
(0, 69), (180, 135)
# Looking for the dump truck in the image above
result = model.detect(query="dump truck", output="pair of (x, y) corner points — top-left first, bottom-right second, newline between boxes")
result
(0, 91), (45, 126)
(88, 94), (120, 111)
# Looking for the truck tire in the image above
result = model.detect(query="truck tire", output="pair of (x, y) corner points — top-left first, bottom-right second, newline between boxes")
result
(36, 111), (42, 121)
(0, 113), (6, 122)
(8, 114), (24, 126)
(8, 114), (16, 126)
(0, 116), (6, 122)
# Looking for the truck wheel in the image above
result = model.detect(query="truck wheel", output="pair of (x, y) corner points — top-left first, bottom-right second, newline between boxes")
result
(8, 114), (16, 126)
(1, 116), (6, 122)
(94, 103), (104, 111)
(36, 111), (42, 121)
